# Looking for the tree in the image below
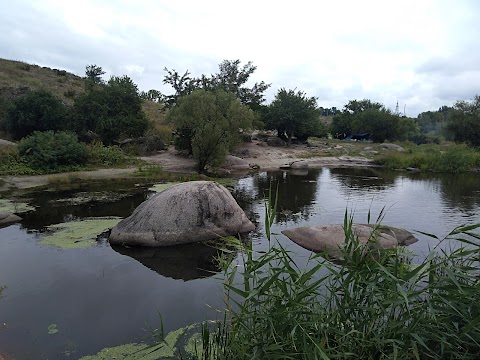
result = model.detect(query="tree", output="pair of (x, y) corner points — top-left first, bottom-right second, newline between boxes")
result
(85, 64), (105, 86)
(140, 89), (163, 102)
(343, 99), (383, 115)
(162, 60), (270, 110)
(265, 88), (321, 144)
(446, 95), (480, 147)
(5, 90), (70, 140)
(167, 89), (254, 172)
(351, 108), (408, 142)
(330, 99), (417, 142)
(73, 75), (149, 144)
(214, 60), (270, 110)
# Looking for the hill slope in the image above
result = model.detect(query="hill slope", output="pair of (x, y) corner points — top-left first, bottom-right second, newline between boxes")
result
(0, 58), (166, 137)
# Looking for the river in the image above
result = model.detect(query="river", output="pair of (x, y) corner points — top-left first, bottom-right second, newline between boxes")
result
(0, 167), (479, 359)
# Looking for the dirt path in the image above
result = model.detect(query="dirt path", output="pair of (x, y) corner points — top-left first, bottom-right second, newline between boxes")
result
(0, 141), (376, 191)
(141, 141), (375, 171)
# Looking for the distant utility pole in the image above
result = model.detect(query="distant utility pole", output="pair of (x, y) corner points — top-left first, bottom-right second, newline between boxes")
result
(404, 104), (406, 117)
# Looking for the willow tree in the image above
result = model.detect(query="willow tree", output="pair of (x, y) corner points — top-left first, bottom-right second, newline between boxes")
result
(167, 89), (254, 172)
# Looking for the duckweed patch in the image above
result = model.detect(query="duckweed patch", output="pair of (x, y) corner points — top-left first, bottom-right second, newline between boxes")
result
(79, 324), (200, 360)
(148, 182), (179, 193)
(41, 217), (122, 249)
(0, 198), (35, 213)
(78, 343), (159, 360)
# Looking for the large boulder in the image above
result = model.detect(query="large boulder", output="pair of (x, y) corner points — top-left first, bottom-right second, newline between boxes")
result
(282, 224), (416, 258)
(109, 181), (255, 247)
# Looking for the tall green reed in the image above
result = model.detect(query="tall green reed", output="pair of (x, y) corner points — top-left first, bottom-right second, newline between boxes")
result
(194, 194), (480, 359)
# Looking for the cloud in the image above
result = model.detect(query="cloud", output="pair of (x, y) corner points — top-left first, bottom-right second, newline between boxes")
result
(1, 0), (480, 116)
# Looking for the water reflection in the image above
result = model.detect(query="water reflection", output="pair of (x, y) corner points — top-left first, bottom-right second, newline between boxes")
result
(111, 243), (227, 281)
(329, 168), (397, 194)
(253, 170), (319, 223)
(17, 183), (148, 230)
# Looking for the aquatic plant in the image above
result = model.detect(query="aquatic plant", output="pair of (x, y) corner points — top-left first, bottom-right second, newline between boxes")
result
(195, 204), (480, 358)
(41, 217), (121, 249)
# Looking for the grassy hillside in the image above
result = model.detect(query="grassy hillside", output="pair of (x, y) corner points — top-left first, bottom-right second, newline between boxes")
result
(0, 58), (85, 104)
(0, 58), (167, 135)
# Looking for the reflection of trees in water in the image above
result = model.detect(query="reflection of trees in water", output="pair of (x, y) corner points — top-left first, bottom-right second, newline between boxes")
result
(251, 169), (320, 224)
(329, 168), (397, 196)
(18, 183), (149, 230)
(111, 242), (234, 281)
(409, 173), (480, 213)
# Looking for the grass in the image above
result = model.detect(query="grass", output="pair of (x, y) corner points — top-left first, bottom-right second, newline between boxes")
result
(375, 143), (480, 173)
(178, 197), (480, 359)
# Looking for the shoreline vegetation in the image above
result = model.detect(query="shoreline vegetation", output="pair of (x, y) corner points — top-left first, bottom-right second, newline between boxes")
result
(1, 139), (479, 191)
(81, 207), (480, 359)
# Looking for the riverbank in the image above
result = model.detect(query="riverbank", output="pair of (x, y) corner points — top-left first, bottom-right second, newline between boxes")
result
(1, 139), (479, 191)
(0, 140), (378, 191)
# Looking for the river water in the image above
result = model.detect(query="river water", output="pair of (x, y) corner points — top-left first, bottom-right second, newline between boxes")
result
(0, 168), (479, 359)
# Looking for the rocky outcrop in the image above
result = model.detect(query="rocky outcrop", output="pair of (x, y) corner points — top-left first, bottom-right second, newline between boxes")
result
(266, 137), (287, 147)
(290, 160), (309, 169)
(380, 143), (404, 152)
(0, 212), (22, 227)
(109, 181), (255, 247)
(223, 155), (250, 170)
(282, 224), (417, 258)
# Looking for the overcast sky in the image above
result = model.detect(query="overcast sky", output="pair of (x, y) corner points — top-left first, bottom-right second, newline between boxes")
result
(1, 0), (479, 116)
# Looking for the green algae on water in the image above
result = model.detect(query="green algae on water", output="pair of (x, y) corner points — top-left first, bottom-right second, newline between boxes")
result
(40, 217), (122, 249)
(78, 343), (161, 360)
(148, 182), (179, 193)
(79, 324), (202, 360)
(0, 198), (35, 213)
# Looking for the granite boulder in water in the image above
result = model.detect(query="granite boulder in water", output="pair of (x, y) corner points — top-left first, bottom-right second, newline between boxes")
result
(282, 224), (417, 258)
(109, 181), (255, 247)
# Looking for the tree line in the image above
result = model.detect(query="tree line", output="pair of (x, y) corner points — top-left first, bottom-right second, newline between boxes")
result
(1, 59), (478, 173)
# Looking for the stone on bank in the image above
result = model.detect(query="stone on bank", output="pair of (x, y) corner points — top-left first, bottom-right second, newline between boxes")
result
(109, 181), (255, 247)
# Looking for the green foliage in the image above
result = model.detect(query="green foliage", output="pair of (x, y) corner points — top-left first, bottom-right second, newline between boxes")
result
(199, 208), (480, 359)
(84, 64), (105, 90)
(265, 88), (321, 144)
(18, 131), (88, 171)
(73, 75), (149, 145)
(4, 90), (70, 140)
(162, 60), (270, 110)
(375, 143), (480, 172)
(445, 95), (480, 147)
(330, 99), (417, 142)
(343, 98), (383, 114)
(86, 143), (131, 166)
(167, 89), (254, 172)
(0, 145), (36, 175)
(352, 108), (413, 142)
(416, 105), (453, 134)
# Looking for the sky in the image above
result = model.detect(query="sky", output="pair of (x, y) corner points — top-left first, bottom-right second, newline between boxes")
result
(1, 0), (479, 117)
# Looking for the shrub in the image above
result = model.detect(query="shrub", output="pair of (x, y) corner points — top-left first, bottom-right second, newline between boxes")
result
(5, 90), (71, 140)
(86, 143), (130, 166)
(18, 131), (88, 171)
(0, 145), (35, 175)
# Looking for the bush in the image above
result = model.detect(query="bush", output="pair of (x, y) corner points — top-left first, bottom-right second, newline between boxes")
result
(5, 90), (71, 140)
(18, 131), (88, 171)
(86, 143), (130, 166)
(73, 75), (149, 145)
(0, 145), (35, 175)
